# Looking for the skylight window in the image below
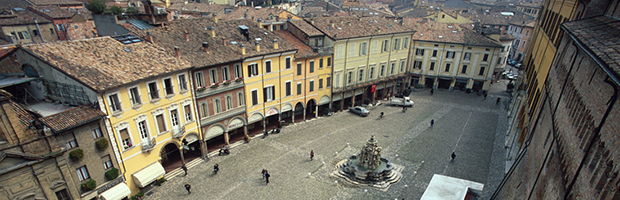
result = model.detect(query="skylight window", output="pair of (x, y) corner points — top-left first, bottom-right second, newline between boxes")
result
(337, 27), (342, 30)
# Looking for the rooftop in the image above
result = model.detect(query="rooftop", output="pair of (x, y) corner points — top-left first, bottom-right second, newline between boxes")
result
(39, 104), (106, 133)
(28, 5), (76, 18)
(289, 19), (323, 37)
(0, 8), (52, 26)
(308, 16), (415, 40)
(219, 7), (291, 22)
(274, 30), (318, 59)
(562, 16), (620, 81)
(123, 17), (297, 68)
(23, 37), (192, 92)
(26, 0), (84, 6)
(168, 2), (228, 15)
(403, 18), (502, 47)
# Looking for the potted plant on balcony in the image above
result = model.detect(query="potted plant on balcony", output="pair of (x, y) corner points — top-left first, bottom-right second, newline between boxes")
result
(235, 77), (244, 82)
(96, 138), (109, 151)
(69, 148), (84, 161)
(81, 179), (97, 192)
(210, 82), (220, 88)
(223, 80), (233, 85)
(196, 86), (207, 92)
(105, 167), (119, 180)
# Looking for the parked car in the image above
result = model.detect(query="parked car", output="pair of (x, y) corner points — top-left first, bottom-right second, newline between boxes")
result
(507, 58), (516, 65)
(514, 63), (522, 69)
(349, 106), (370, 117)
(507, 73), (519, 80)
(389, 97), (414, 107)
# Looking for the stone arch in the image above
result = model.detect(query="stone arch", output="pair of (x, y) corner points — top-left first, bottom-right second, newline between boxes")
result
(306, 98), (317, 118)
(159, 141), (182, 170)
(204, 123), (227, 140)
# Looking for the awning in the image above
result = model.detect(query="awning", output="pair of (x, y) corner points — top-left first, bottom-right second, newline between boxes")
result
(247, 113), (264, 124)
(281, 103), (292, 112)
(99, 183), (131, 200)
(184, 134), (199, 144)
(455, 79), (468, 83)
(132, 162), (165, 188)
(204, 125), (224, 140)
(318, 96), (330, 106)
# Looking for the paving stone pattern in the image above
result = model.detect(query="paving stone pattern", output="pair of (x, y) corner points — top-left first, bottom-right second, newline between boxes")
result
(144, 80), (513, 200)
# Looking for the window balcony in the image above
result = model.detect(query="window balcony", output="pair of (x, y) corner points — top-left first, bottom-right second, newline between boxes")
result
(141, 138), (157, 153)
(172, 125), (186, 138)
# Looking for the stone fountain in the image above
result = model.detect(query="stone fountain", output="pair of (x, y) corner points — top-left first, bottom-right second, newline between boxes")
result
(331, 136), (403, 189)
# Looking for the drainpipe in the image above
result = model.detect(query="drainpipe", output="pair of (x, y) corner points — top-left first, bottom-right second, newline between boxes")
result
(34, 19), (45, 43)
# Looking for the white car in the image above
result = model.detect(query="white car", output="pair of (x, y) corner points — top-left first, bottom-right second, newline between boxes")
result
(507, 73), (518, 80)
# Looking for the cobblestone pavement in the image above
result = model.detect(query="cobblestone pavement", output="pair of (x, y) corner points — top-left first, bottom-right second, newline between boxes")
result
(144, 80), (512, 200)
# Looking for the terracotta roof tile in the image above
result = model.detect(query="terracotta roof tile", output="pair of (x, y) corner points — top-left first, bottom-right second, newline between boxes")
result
(123, 17), (297, 68)
(219, 7), (290, 22)
(403, 18), (502, 47)
(289, 19), (322, 36)
(562, 16), (620, 78)
(28, 0), (84, 6)
(168, 2), (228, 15)
(274, 30), (317, 59)
(11, 101), (37, 126)
(0, 9), (53, 26)
(39, 105), (105, 132)
(309, 16), (414, 40)
(28, 5), (75, 18)
(23, 37), (192, 92)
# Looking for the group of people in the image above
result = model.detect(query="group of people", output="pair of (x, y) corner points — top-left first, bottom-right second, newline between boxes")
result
(261, 169), (271, 184)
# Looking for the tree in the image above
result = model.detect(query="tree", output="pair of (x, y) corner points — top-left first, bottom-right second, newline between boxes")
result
(108, 5), (124, 15)
(86, 0), (106, 14)
(126, 7), (139, 14)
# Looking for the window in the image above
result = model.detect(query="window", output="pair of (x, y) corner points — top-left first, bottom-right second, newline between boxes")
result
(415, 48), (424, 56)
(148, 82), (159, 100)
(432, 50), (438, 57)
(222, 67), (230, 81)
(248, 63), (258, 77)
(497, 57), (503, 64)
(478, 66), (486, 75)
(285, 81), (291, 96)
(347, 71), (353, 84)
(264, 86), (275, 102)
(335, 74), (340, 87)
(327, 57), (332, 67)
(55, 189), (70, 200)
(156, 114), (167, 133)
(382, 40), (389, 52)
(234, 64), (242, 78)
(183, 104), (193, 123)
(442, 14), (445, 18)
(461, 65), (468, 73)
(349, 43), (356, 57)
(92, 127), (103, 139)
(390, 63), (395, 75)
(297, 63), (302, 75)
(225, 96), (233, 110)
(57, 24), (65, 31)
(360, 42), (367, 55)
(446, 51), (455, 59)
(336, 45), (344, 59)
(358, 69), (364, 81)
(66, 139), (78, 149)
(32, 30), (39, 37)
(120, 129), (131, 148)
(327, 77), (331, 87)
(309, 61), (315, 73)
(393, 38), (401, 50)
(445, 63), (451, 72)
(195, 72), (204, 87)
(380, 65), (386, 76)
(76, 166), (90, 181)
(164, 78), (174, 96)
(369, 67), (374, 79)
(108, 94), (122, 112)
(400, 61), (405, 72)
(170, 109), (179, 126)
(414, 61), (422, 69)
(463, 52), (471, 60)
(297, 83), (302, 95)
(209, 69), (218, 84)
(522, 41), (527, 47)
(178, 74), (188, 91)
(285, 57), (291, 69)
(309, 80), (314, 92)
(199, 102), (208, 118)
(319, 79), (323, 89)
(138, 121), (149, 142)
(320, 58), (324, 68)
(403, 37), (409, 49)
(430, 62), (436, 70)
(265, 60), (272, 73)
(19, 31), (29, 39)
(372, 40), (378, 53)
(449, 45), (455, 48)
(102, 155), (113, 170)
(213, 99), (222, 114)
(483, 54), (489, 61)
(237, 92), (244, 107)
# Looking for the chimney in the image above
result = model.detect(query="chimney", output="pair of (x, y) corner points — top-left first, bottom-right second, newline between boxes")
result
(273, 39), (278, 50)
(202, 42), (209, 52)
(377, 28), (381, 33)
(310, 20), (314, 24)
(257, 18), (262, 28)
(255, 40), (260, 52)
(240, 43), (246, 55)
(184, 31), (189, 42)
(212, 13), (218, 23)
(174, 46), (180, 58)
(287, 15), (292, 22)
(206, 26), (215, 37)
(347, 22), (351, 26)
(330, 22), (334, 27)
(146, 32), (154, 44)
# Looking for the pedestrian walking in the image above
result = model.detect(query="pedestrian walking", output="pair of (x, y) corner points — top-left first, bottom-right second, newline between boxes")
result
(261, 169), (267, 179)
(265, 172), (271, 184)
(484, 93), (488, 100)
(430, 88), (434, 96)
(430, 119), (434, 127)
(310, 150), (314, 161)
(185, 182), (191, 194)
(182, 165), (188, 176)
(451, 152), (456, 161)
(496, 97), (501, 105)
